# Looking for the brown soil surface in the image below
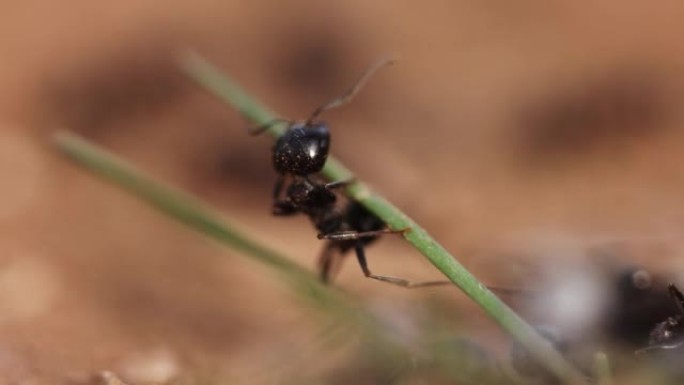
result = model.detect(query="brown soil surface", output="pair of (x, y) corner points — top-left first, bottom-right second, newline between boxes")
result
(2, 1), (684, 383)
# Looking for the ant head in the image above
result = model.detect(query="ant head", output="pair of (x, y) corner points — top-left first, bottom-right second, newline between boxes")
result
(254, 57), (395, 176)
(273, 121), (330, 175)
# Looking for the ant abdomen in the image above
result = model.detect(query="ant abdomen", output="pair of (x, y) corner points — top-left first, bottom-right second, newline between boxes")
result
(273, 122), (330, 175)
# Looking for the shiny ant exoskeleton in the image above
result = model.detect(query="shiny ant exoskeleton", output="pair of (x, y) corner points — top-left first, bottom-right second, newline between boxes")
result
(272, 175), (397, 283)
(637, 283), (684, 354)
(249, 57), (395, 208)
(248, 58), (451, 288)
(276, 176), (452, 287)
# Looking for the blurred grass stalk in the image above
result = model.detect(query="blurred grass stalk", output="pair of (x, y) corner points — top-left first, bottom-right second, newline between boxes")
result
(593, 352), (612, 385)
(55, 131), (501, 383)
(54, 131), (352, 315)
(180, 52), (587, 385)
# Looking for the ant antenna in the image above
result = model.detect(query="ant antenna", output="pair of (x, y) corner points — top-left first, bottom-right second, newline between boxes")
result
(248, 118), (293, 136)
(306, 56), (396, 124)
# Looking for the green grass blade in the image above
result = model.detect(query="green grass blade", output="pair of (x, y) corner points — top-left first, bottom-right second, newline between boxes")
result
(54, 131), (350, 313)
(181, 53), (588, 385)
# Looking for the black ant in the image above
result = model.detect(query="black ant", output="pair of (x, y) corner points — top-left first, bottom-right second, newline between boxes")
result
(637, 283), (684, 354)
(248, 57), (453, 288)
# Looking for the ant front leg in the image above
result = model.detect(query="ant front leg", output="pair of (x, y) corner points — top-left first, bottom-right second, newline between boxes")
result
(323, 178), (356, 191)
(353, 243), (452, 288)
(272, 175), (288, 201)
(272, 201), (299, 216)
(271, 175), (299, 216)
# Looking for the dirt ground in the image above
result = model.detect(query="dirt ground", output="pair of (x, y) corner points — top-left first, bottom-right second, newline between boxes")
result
(2, 1), (684, 383)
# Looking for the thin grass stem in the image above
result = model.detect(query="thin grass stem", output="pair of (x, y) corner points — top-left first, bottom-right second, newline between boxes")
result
(54, 131), (351, 314)
(180, 52), (588, 385)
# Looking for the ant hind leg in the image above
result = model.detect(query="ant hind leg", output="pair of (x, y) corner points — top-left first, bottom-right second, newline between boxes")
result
(272, 175), (299, 216)
(353, 243), (452, 288)
(318, 227), (409, 241)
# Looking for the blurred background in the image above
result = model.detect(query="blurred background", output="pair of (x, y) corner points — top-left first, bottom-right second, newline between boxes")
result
(3, 0), (684, 383)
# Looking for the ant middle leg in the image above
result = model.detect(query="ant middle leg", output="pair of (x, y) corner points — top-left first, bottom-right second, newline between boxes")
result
(324, 178), (356, 190)
(353, 243), (452, 288)
(300, 175), (356, 191)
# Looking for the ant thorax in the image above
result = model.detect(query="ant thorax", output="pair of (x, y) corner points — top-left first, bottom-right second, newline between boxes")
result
(285, 177), (335, 211)
(282, 177), (341, 229)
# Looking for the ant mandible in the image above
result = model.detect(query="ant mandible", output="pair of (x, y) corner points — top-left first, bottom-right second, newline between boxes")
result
(249, 57), (452, 288)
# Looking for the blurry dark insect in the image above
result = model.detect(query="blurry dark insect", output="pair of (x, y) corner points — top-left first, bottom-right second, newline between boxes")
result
(631, 283), (684, 382)
(248, 58), (451, 287)
(581, 264), (682, 349)
(637, 283), (684, 354)
(504, 250), (680, 349)
(602, 266), (677, 348)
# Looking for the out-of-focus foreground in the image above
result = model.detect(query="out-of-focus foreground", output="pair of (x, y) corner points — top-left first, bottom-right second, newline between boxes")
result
(3, 1), (684, 383)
